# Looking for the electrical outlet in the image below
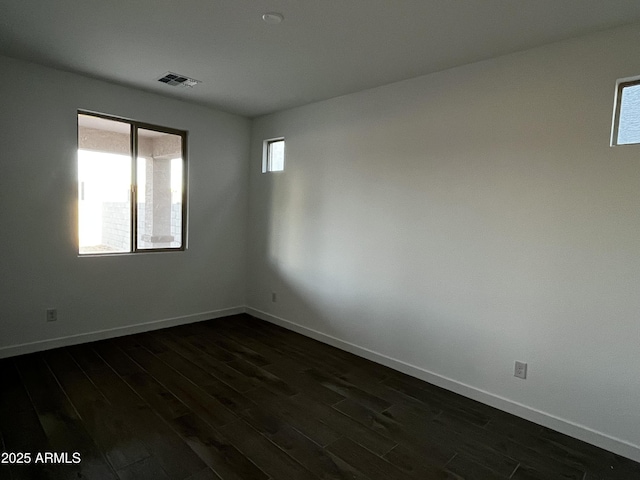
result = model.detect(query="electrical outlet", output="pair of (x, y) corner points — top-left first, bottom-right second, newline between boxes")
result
(271, 292), (277, 303)
(514, 361), (527, 379)
(46, 308), (57, 322)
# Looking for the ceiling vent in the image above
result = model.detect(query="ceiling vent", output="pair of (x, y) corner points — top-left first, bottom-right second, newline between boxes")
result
(157, 72), (201, 88)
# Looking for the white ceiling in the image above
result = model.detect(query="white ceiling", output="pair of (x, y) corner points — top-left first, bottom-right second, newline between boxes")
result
(2, 1), (640, 118)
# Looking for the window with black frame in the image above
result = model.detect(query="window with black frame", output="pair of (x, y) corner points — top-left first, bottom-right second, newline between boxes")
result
(612, 79), (640, 146)
(77, 112), (187, 254)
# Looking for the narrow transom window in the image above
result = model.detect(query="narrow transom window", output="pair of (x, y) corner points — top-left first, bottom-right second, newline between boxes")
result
(78, 112), (187, 255)
(262, 138), (285, 172)
(612, 79), (640, 146)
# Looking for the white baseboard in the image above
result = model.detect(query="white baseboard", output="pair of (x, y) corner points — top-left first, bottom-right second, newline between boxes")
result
(247, 307), (640, 464)
(0, 306), (245, 359)
(4, 304), (639, 463)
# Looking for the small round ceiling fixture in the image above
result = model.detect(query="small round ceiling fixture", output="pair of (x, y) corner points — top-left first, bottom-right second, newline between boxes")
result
(262, 12), (284, 24)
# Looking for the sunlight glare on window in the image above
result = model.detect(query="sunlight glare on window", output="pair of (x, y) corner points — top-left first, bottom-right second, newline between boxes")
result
(78, 150), (132, 254)
(78, 113), (132, 254)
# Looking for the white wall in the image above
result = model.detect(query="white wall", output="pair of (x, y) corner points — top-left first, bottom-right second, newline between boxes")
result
(0, 55), (250, 355)
(248, 23), (640, 460)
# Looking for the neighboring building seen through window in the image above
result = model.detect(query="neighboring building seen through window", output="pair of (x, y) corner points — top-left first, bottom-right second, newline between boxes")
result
(612, 80), (640, 145)
(78, 112), (186, 254)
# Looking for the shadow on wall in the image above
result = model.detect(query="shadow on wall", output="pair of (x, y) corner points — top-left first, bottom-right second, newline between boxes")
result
(254, 156), (486, 374)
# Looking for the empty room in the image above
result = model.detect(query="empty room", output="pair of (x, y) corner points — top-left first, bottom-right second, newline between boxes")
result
(1, 1), (640, 479)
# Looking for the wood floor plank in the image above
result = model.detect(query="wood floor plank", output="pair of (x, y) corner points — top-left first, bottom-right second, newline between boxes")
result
(538, 427), (640, 479)
(15, 354), (118, 480)
(210, 321), (288, 366)
(94, 342), (192, 421)
(583, 471), (635, 480)
(184, 467), (224, 480)
(485, 418), (604, 476)
(159, 328), (290, 398)
(1, 314), (638, 480)
(268, 424), (369, 480)
(386, 402), (520, 477)
(127, 332), (169, 355)
(0, 429), (11, 480)
(71, 345), (209, 479)
(180, 324), (272, 367)
(154, 333), (257, 393)
(147, 339), (230, 389)
(219, 321), (348, 374)
(43, 349), (151, 471)
(170, 413), (269, 480)
(177, 333), (238, 364)
(219, 419), (320, 480)
(333, 397), (450, 463)
(364, 381), (443, 418)
(234, 325), (390, 400)
(510, 464), (556, 480)
(100, 342), (267, 479)
(264, 359), (346, 405)
(0, 359), (65, 480)
(383, 444), (460, 480)
(304, 368), (391, 412)
(260, 336), (353, 376)
(118, 340), (238, 429)
(239, 403), (295, 438)
(445, 454), (510, 480)
(260, 323), (391, 383)
(72, 345), (147, 408)
(198, 378), (255, 414)
(243, 387), (340, 447)
(382, 376), (493, 427)
(269, 391), (397, 456)
(0, 358), (34, 414)
(428, 412), (586, 480)
(93, 339), (150, 376)
(326, 437), (415, 480)
(0, 409), (64, 480)
(226, 359), (297, 396)
(67, 343), (112, 373)
(150, 329), (285, 399)
(116, 456), (171, 480)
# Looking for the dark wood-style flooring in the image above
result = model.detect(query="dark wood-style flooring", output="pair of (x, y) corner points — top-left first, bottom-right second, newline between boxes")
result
(1, 314), (638, 480)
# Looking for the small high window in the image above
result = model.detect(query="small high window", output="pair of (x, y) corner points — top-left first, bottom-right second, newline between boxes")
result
(262, 138), (285, 172)
(612, 79), (640, 146)
(78, 112), (187, 255)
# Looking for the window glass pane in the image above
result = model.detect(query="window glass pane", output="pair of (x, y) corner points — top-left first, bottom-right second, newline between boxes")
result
(268, 139), (285, 171)
(136, 128), (183, 249)
(617, 83), (640, 145)
(78, 114), (131, 254)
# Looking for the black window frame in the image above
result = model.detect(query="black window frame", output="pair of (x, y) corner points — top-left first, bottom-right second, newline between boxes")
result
(77, 110), (188, 255)
(611, 78), (640, 147)
(262, 137), (285, 173)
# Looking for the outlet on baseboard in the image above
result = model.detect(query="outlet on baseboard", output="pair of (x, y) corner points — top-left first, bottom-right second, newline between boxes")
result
(514, 361), (527, 379)
(46, 308), (57, 322)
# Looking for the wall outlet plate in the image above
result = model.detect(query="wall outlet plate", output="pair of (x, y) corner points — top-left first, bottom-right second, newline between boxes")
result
(515, 361), (527, 379)
(46, 308), (57, 322)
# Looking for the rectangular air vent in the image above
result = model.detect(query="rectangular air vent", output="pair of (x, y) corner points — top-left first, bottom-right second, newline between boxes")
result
(157, 72), (201, 88)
